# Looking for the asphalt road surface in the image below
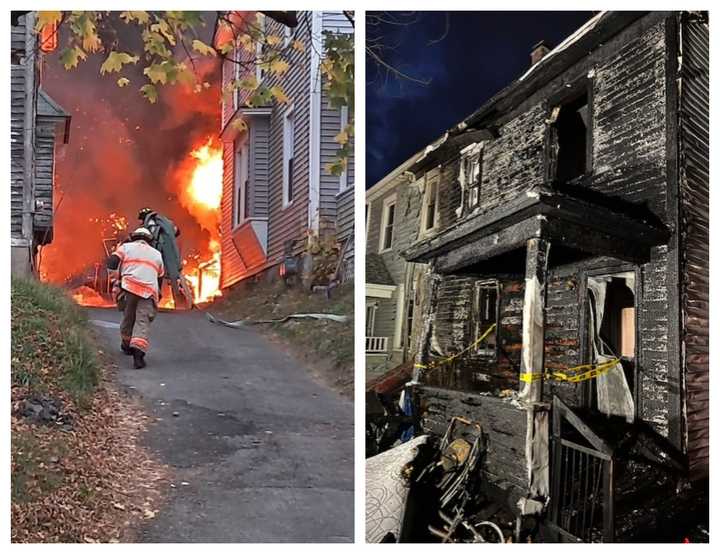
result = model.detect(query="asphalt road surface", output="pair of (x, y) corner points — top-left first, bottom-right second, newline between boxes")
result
(87, 308), (354, 543)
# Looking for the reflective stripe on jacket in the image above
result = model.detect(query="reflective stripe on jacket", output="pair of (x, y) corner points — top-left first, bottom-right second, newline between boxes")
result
(115, 240), (165, 303)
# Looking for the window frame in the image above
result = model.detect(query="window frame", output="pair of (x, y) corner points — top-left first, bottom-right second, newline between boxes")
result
(472, 279), (500, 359)
(233, 137), (250, 229)
(420, 170), (440, 235)
(378, 193), (397, 253)
(282, 105), (295, 208)
(545, 77), (594, 186)
(458, 142), (485, 215)
(366, 302), (377, 336)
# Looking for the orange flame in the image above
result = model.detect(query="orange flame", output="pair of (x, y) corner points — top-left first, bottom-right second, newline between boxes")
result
(179, 138), (224, 304)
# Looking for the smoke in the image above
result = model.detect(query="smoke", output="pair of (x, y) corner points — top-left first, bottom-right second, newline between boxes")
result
(39, 12), (222, 283)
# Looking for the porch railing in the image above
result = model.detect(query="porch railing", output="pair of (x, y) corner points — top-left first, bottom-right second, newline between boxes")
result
(366, 336), (388, 353)
(547, 396), (615, 543)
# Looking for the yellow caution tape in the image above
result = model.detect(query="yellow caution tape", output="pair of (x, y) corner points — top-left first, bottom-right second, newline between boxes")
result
(415, 322), (619, 385)
(520, 358), (620, 384)
(414, 323), (497, 372)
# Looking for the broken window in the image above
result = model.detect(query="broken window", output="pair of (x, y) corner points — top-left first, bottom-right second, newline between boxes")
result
(473, 280), (499, 357)
(586, 273), (636, 422)
(551, 90), (590, 184)
(421, 172), (439, 233)
(458, 142), (483, 216)
(380, 195), (396, 251)
(405, 286), (415, 351)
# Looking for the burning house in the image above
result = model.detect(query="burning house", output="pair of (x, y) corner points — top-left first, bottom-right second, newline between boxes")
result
(11, 12), (71, 276)
(216, 11), (355, 289)
(34, 13), (230, 307)
(367, 11), (708, 542)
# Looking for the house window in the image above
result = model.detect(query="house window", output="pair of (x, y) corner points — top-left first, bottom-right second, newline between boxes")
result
(283, 107), (295, 206)
(473, 280), (499, 357)
(600, 277), (636, 360)
(232, 46), (241, 111)
(365, 203), (371, 241)
(233, 140), (249, 227)
(405, 291), (415, 350)
(554, 91), (589, 183)
(421, 172), (439, 233)
(339, 106), (350, 191)
(459, 142), (483, 215)
(255, 13), (266, 83)
(366, 303), (377, 336)
(379, 195), (396, 252)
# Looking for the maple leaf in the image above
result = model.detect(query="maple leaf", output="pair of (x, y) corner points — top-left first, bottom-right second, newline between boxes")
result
(140, 84), (158, 104)
(100, 52), (139, 74)
(59, 46), (87, 70)
(119, 11), (150, 25)
(230, 118), (248, 132)
(269, 85), (289, 105)
(191, 39), (216, 57)
(266, 35), (281, 47)
(150, 19), (176, 46)
(269, 58), (290, 76)
(144, 64), (168, 85)
(292, 39), (305, 53)
(335, 128), (349, 146)
(117, 77), (130, 88)
(36, 11), (62, 31)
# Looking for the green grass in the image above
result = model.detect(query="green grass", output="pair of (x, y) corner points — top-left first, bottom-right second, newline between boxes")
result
(11, 277), (99, 404)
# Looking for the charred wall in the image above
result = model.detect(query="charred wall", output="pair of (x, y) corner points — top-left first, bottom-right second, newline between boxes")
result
(415, 15), (680, 444)
(678, 13), (709, 479)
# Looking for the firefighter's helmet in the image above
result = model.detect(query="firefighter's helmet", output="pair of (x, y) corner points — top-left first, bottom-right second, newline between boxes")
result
(130, 227), (153, 243)
(138, 207), (153, 221)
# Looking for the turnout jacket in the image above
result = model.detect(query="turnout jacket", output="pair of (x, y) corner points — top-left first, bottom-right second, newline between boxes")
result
(107, 240), (165, 304)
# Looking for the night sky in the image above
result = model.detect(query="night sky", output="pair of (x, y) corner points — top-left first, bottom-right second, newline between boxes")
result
(366, 11), (594, 186)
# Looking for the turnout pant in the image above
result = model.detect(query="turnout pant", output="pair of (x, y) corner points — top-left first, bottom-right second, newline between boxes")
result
(119, 291), (157, 353)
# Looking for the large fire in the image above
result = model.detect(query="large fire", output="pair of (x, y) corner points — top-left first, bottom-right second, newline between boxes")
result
(68, 137), (224, 309)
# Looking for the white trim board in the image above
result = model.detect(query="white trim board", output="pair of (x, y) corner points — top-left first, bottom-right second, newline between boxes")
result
(366, 284), (396, 299)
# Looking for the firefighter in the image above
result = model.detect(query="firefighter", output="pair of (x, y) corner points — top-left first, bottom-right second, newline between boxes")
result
(107, 227), (164, 369)
(137, 207), (186, 305)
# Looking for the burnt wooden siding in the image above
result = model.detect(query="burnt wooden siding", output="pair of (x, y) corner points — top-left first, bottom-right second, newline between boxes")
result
(417, 386), (530, 508)
(410, 15), (685, 444)
(678, 13), (709, 479)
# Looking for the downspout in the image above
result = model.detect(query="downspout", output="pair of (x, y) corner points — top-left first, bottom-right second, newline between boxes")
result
(22, 11), (37, 264)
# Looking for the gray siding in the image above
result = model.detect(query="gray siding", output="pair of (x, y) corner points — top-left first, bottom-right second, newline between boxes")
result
(318, 11), (354, 226)
(336, 185), (354, 271)
(249, 117), (270, 218)
(264, 14), (311, 261)
(33, 119), (55, 239)
(11, 64), (25, 238)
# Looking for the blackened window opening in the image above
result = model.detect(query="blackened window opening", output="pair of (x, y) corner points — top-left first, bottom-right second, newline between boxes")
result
(556, 93), (589, 183)
(474, 281), (499, 357)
